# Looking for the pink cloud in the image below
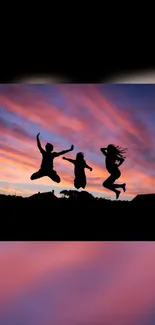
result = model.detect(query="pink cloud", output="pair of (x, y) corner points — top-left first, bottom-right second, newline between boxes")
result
(0, 242), (154, 325)
(0, 84), (155, 197)
(0, 242), (107, 308)
(42, 242), (155, 325)
(0, 117), (34, 143)
(0, 86), (85, 135)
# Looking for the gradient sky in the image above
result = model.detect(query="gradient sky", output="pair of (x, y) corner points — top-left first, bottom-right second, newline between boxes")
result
(1, 241), (155, 325)
(0, 84), (155, 200)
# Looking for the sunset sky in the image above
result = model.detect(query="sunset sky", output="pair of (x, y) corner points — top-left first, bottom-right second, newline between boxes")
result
(0, 84), (155, 200)
(1, 241), (155, 325)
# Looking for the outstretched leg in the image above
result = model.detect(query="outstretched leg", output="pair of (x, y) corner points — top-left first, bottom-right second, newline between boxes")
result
(30, 169), (45, 180)
(113, 183), (126, 191)
(48, 170), (61, 183)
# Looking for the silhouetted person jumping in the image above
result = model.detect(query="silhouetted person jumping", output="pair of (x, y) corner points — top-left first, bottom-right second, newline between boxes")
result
(100, 144), (127, 199)
(30, 133), (74, 183)
(63, 152), (93, 189)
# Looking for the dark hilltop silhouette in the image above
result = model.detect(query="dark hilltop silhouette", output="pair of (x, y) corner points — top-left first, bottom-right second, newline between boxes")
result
(0, 190), (154, 240)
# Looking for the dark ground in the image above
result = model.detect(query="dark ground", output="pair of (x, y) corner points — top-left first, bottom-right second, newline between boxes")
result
(0, 191), (154, 240)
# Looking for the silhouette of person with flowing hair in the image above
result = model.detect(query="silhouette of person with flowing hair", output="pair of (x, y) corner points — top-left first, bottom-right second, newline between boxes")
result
(30, 133), (74, 183)
(62, 152), (93, 189)
(100, 144), (127, 199)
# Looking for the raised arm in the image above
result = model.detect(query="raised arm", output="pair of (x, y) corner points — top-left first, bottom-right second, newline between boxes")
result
(85, 162), (93, 171)
(100, 148), (107, 156)
(36, 133), (44, 154)
(63, 157), (75, 164)
(55, 145), (74, 157)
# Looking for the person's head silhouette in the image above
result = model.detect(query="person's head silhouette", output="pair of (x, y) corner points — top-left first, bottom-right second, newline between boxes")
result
(76, 152), (84, 161)
(45, 143), (54, 153)
(107, 144), (116, 154)
(107, 144), (127, 159)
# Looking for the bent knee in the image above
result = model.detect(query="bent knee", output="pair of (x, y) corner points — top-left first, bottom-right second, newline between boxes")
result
(56, 177), (61, 183)
(102, 181), (108, 187)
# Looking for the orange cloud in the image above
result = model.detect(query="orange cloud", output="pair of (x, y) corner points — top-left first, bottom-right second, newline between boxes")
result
(0, 186), (34, 196)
